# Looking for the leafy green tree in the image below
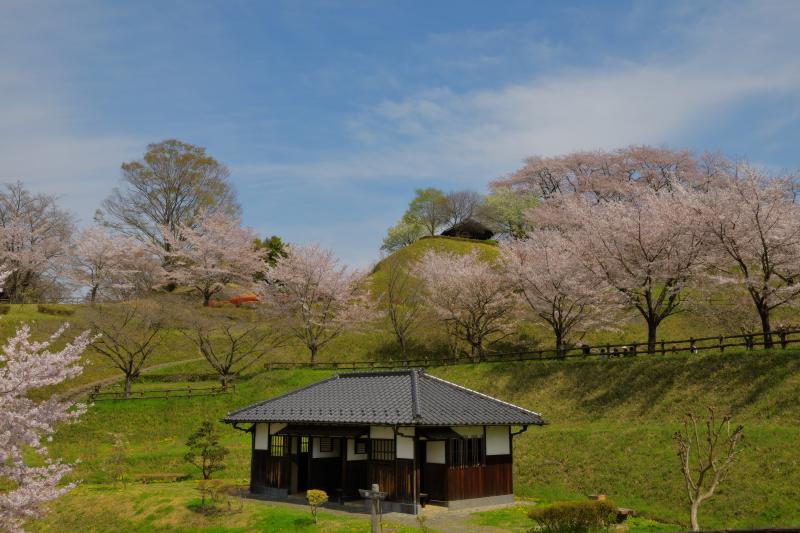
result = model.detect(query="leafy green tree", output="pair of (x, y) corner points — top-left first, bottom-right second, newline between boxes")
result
(99, 139), (240, 251)
(184, 421), (230, 480)
(254, 235), (287, 269)
(381, 221), (425, 253)
(481, 186), (538, 238)
(402, 188), (449, 236)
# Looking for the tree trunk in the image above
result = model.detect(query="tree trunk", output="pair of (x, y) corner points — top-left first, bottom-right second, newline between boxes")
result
(647, 318), (658, 354)
(398, 334), (407, 360)
(203, 293), (211, 307)
(309, 345), (318, 365)
(554, 328), (564, 358)
(758, 305), (773, 349)
(123, 376), (132, 399)
(90, 285), (98, 305)
(690, 499), (701, 531)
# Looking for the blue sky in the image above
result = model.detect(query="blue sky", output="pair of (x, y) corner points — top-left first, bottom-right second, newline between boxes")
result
(2, 1), (799, 266)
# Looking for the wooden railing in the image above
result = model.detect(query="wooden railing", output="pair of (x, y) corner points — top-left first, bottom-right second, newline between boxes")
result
(89, 383), (234, 401)
(262, 328), (800, 372)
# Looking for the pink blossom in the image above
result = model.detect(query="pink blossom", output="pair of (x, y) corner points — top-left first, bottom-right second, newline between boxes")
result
(259, 244), (373, 363)
(415, 249), (515, 360)
(0, 322), (92, 532)
(163, 211), (264, 306)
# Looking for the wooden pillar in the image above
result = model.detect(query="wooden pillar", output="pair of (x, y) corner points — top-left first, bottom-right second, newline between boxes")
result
(249, 425), (256, 493)
(340, 437), (347, 503)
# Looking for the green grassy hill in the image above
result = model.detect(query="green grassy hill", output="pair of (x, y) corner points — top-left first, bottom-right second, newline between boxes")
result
(33, 348), (800, 531)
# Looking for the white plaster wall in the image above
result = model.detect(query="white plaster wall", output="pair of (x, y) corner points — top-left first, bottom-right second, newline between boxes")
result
(452, 426), (483, 438)
(426, 441), (445, 464)
(268, 422), (287, 435)
(486, 426), (510, 456)
(254, 423), (269, 450)
(312, 437), (340, 458)
(370, 426), (394, 440)
(346, 439), (368, 461)
(396, 427), (415, 459)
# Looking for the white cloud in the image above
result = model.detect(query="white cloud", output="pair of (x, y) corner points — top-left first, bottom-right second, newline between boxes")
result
(246, 0), (800, 190)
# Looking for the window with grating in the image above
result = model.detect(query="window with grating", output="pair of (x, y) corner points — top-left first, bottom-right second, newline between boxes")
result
(371, 438), (395, 462)
(319, 437), (333, 453)
(355, 439), (367, 455)
(270, 435), (286, 457)
(300, 436), (309, 453)
(449, 437), (484, 468)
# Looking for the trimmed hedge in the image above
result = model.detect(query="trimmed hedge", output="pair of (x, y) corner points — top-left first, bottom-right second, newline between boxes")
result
(37, 304), (76, 316)
(528, 500), (618, 533)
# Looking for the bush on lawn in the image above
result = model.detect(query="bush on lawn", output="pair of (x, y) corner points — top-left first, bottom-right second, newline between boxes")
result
(528, 500), (618, 533)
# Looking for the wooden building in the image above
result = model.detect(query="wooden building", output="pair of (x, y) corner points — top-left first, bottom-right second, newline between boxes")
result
(224, 369), (544, 513)
(440, 219), (495, 240)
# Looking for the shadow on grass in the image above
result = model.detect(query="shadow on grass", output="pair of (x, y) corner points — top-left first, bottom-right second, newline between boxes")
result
(468, 348), (800, 420)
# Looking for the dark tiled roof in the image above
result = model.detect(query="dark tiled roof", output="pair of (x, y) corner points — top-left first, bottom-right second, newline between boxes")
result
(224, 369), (544, 426)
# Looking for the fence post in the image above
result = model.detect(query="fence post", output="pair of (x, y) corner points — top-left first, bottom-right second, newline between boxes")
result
(719, 335), (724, 353)
(780, 330), (787, 349)
(660, 340), (665, 355)
(630, 343), (637, 357)
(689, 337), (696, 354)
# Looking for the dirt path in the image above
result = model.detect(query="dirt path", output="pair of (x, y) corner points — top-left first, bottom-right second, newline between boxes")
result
(62, 357), (206, 401)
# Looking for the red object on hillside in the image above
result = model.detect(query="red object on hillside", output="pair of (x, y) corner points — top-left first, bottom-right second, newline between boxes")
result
(230, 295), (259, 307)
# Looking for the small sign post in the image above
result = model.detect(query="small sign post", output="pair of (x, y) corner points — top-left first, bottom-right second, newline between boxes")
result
(359, 483), (386, 533)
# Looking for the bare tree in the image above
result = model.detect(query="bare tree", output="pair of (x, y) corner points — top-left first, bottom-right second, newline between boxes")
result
(99, 139), (240, 251)
(180, 311), (287, 388)
(85, 301), (165, 398)
(673, 407), (744, 531)
(445, 190), (484, 227)
(376, 255), (423, 358)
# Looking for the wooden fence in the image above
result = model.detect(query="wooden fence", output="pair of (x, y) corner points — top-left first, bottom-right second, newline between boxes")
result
(89, 383), (234, 401)
(263, 328), (800, 372)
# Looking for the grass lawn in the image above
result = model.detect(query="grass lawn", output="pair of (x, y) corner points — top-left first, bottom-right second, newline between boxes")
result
(30, 481), (378, 533)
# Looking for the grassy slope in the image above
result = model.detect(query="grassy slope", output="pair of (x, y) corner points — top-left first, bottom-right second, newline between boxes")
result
(40, 349), (800, 531)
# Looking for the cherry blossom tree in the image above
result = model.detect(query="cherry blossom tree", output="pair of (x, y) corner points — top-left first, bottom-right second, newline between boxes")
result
(500, 230), (617, 356)
(0, 183), (74, 302)
(259, 244), (373, 363)
(163, 211), (264, 306)
(68, 226), (163, 303)
(415, 250), (516, 360)
(534, 187), (706, 353)
(689, 165), (800, 348)
(495, 146), (702, 203)
(0, 321), (93, 532)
